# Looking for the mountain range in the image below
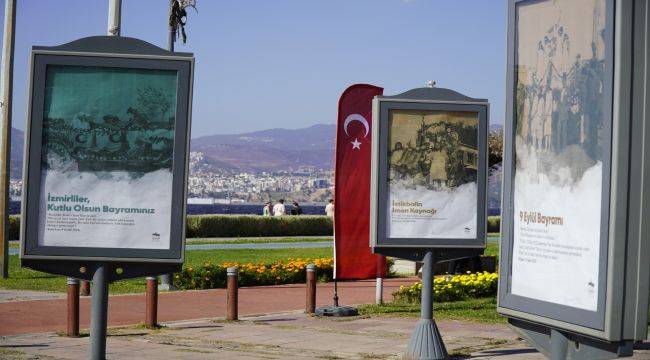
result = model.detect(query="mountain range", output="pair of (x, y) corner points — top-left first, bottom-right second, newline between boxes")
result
(8, 124), (337, 178)
(190, 124), (335, 172)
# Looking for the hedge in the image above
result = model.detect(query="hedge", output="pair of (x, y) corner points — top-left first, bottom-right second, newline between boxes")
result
(185, 214), (333, 238)
(487, 216), (500, 233)
(9, 215), (19, 240)
(7, 214), (499, 239)
(7, 214), (333, 240)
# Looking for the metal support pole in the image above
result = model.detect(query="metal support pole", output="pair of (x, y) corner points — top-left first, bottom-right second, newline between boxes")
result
(226, 266), (238, 321)
(404, 251), (448, 360)
(107, 0), (122, 36)
(306, 264), (316, 314)
(375, 277), (383, 305)
(67, 278), (80, 337)
(332, 279), (339, 307)
(160, 0), (176, 289)
(159, 273), (175, 291)
(80, 280), (91, 296)
(168, 0), (176, 52)
(145, 276), (158, 329)
(0, 0), (16, 279)
(375, 255), (385, 305)
(550, 329), (569, 360)
(90, 265), (109, 360)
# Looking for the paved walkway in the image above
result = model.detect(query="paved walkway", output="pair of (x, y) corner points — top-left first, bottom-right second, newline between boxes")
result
(0, 278), (415, 336)
(0, 312), (540, 359)
(2, 312), (650, 359)
(0, 289), (64, 303)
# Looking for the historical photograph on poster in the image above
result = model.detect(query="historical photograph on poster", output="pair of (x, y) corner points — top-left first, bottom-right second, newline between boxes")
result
(38, 65), (178, 249)
(510, 0), (608, 311)
(387, 109), (478, 239)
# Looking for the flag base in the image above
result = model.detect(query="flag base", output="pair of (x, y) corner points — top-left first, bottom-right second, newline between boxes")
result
(314, 305), (358, 317)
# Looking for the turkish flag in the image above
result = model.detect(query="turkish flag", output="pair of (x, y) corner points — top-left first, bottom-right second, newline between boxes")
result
(334, 84), (387, 280)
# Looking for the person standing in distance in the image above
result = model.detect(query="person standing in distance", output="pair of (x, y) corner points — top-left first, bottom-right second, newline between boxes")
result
(291, 201), (303, 215)
(325, 199), (334, 217)
(273, 199), (286, 216)
(262, 201), (272, 216)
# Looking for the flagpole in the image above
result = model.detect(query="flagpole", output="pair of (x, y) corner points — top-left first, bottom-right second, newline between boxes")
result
(107, 0), (122, 36)
(375, 277), (383, 305)
(375, 256), (384, 305)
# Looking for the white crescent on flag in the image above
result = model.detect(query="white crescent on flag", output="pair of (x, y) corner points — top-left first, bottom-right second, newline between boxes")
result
(343, 114), (369, 138)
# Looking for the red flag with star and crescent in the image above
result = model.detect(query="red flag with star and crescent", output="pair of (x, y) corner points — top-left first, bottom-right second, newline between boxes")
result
(333, 84), (387, 280)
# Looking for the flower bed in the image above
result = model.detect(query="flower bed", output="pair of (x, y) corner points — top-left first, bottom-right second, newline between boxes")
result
(174, 258), (334, 289)
(393, 272), (498, 303)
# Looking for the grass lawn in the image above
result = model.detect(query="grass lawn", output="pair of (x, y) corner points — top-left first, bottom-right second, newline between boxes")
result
(0, 239), (500, 296)
(358, 297), (503, 323)
(484, 241), (499, 257)
(0, 247), (332, 295)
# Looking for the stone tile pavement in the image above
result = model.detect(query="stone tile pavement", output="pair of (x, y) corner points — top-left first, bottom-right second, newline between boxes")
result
(3, 311), (648, 359)
(0, 289), (63, 303)
(0, 311), (650, 360)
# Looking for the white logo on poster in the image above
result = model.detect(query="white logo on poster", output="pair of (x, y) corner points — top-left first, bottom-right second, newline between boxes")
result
(343, 114), (369, 150)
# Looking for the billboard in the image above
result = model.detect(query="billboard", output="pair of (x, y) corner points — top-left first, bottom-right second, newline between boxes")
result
(387, 110), (478, 239)
(370, 88), (488, 251)
(499, 0), (650, 350)
(20, 36), (193, 271)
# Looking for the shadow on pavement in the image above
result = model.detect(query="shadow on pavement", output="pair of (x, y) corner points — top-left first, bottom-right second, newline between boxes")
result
(634, 341), (650, 350)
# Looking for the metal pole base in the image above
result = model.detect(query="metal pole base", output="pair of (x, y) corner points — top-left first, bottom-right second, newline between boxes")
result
(404, 319), (448, 360)
(314, 305), (359, 317)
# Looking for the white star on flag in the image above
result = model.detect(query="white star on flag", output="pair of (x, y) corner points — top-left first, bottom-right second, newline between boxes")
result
(351, 138), (361, 150)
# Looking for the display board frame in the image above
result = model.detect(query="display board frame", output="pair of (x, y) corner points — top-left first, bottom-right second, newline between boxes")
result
(20, 36), (194, 267)
(498, 0), (650, 346)
(370, 88), (488, 251)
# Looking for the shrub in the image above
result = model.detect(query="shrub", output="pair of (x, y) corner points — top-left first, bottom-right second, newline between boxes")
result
(9, 215), (19, 240)
(393, 272), (498, 303)
(174, 258), (334, 289)
(487, 216), (500, 233)
(7, 214), (333, 240)
(185, 215), (333, 238)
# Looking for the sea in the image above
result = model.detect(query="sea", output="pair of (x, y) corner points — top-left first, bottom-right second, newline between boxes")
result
(8, 201), (326, 216)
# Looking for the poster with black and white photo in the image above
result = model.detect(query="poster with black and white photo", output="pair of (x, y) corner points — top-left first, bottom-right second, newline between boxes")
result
(387, 110), (478, 239)
(510, 0), (607, 311)
(38, 65), (178, 250)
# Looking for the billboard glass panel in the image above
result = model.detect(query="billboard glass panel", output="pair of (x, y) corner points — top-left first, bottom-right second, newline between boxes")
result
(387, 109), (478, 239)
(38, 65), (178, 250)
(511, 0), (608, 311)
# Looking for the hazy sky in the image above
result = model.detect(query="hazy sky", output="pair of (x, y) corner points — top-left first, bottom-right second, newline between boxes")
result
(0, 0), (506, 136)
